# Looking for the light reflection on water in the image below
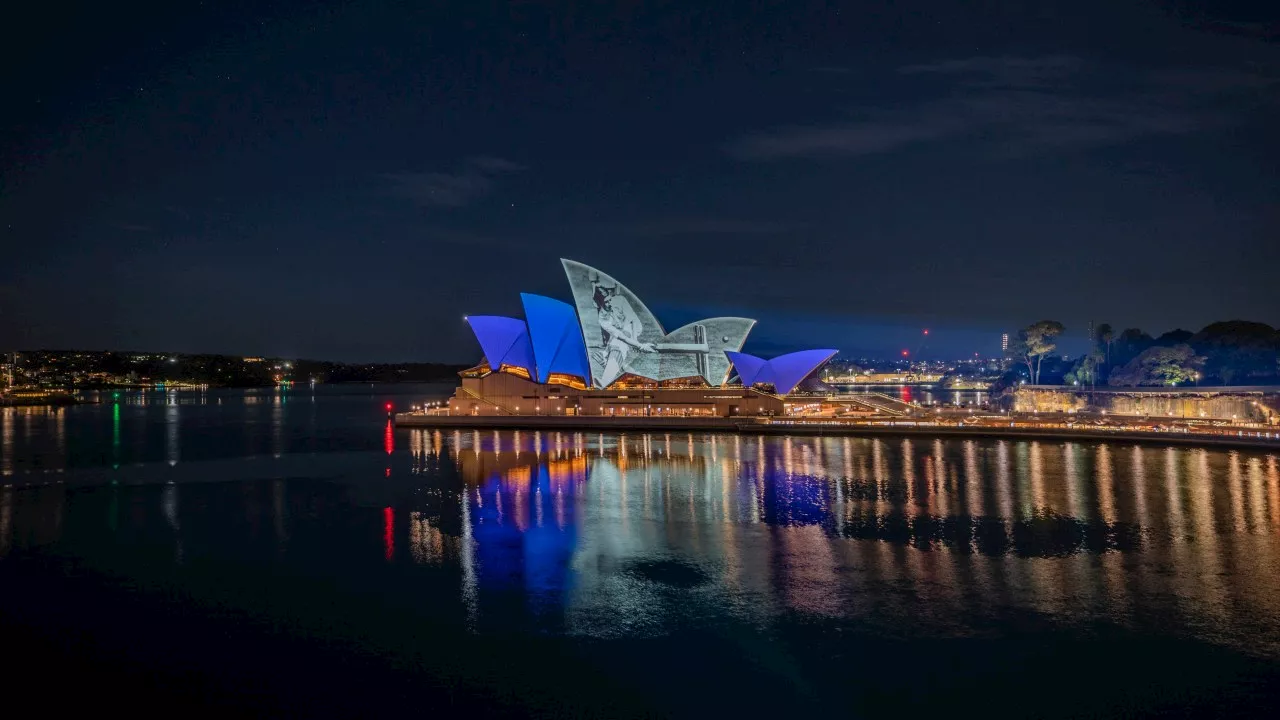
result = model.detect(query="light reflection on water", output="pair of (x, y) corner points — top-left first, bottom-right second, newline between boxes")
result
(392, 430), (1280, 652)
(3, 396), (1280, 661)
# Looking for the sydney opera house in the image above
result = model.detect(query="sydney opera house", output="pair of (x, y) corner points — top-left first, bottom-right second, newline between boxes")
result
(445, 260), (836, 418)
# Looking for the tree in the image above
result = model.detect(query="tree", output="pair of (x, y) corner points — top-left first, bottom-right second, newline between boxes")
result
(1112, 328), (1154, 368)
(1005, 334), (1032, 384)
(1189, 320), (1280, 385)
(1064, 351), (1102, 387)
(1018, 320), (1064, 385)
(1107, 344), (1205, 387)
(1155, 329), (1194, 346)
(1095, 323), (1114, 366)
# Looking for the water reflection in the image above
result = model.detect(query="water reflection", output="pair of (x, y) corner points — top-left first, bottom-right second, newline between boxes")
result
(3, 423), (1280, 657)
(111, 403), (121, 469)
(398, 431), (1280, 650)
(2, 409), (12, 476)
(166, 399), (180, 466)
(271, 389), (285, 458)
(0, 386), (452, 474)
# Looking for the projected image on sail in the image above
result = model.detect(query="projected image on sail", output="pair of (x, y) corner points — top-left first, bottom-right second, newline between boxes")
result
(561, 260), (754, 387)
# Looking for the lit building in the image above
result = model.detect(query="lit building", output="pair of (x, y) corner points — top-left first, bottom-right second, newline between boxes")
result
(446, 260), (837, 417)
(1001, 333), (1009, 353)
(1, 353), (14, 389)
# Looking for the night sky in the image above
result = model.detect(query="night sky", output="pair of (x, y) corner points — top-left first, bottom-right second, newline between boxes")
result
(3, 1), (1278, 363)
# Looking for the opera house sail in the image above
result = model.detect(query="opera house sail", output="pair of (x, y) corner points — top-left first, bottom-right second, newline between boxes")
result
(561, 260), (754, 388)
(455, 259), (837, 417)
(724, 349), (839, 395)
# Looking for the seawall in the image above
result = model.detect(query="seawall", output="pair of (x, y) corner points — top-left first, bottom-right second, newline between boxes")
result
(394, 414), (1280, 453)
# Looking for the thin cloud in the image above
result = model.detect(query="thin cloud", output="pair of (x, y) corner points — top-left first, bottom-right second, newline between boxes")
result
(729, 118), (961, 160)
(1188, 19), (1280, 43)
(898, 55), (1085, 88)
(582, 217), (797, 237)
(382, 156), (524, 207)
(410, 226), (536, 253)
(728, 56), (1277, 161)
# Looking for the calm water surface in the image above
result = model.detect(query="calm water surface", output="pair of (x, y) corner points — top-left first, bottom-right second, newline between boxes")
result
(3, 385), (1280, 716)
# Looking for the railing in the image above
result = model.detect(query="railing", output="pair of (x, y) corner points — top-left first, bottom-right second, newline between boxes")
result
(846, 392), (913, 417)
(834, 395), (903, 416)
(458, 386), (517, 416)
(746, 387), (782, 402)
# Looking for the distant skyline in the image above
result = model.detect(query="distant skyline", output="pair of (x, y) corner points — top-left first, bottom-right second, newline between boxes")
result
(3, 1), (1278, 362)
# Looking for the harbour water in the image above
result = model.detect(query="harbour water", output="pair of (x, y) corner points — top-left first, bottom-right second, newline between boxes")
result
(3, 385), (1280, 716)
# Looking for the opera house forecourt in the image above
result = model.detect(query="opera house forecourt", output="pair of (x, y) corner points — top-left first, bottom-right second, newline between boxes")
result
(431, 259), (837, 420)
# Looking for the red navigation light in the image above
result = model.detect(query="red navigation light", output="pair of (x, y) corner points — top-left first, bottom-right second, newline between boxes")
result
(923, 329), (929, 335)
(385, 403), (392, 410)
(901, 350), (909, 357)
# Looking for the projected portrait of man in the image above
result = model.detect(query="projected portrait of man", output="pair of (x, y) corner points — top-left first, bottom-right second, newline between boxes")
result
(593, 281), (655, 387)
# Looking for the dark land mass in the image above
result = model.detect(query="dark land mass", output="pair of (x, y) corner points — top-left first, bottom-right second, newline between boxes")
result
(3, 350), (467, 389)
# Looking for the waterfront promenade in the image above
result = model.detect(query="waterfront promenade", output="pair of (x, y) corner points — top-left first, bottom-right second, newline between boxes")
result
(395, 412), (1280, 452)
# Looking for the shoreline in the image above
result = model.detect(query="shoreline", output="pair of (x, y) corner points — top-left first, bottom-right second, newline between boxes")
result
(1, 380), (460, 407)
(1, 396), (89, 408)
(394, 413), (1280, 453)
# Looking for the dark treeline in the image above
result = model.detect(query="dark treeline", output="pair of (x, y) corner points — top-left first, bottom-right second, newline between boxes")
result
(1004, 320), (1280, 388)
(291, 359), (465, 384)
(9, 350), (466, 388)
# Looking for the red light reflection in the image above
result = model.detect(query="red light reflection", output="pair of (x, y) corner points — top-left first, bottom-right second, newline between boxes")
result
(383, 506), (394, 561)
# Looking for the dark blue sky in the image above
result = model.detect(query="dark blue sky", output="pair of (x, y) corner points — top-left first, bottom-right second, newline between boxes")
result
(3, 1), (1278, 362)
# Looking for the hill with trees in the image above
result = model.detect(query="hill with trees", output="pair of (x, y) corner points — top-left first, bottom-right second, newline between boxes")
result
(1006, 320), (1280, 388)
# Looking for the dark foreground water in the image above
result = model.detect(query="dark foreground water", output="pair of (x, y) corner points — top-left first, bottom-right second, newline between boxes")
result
(4, 386), (1280, 717)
